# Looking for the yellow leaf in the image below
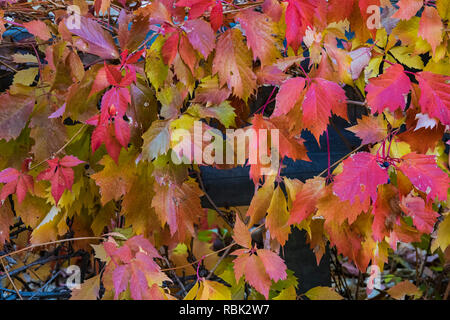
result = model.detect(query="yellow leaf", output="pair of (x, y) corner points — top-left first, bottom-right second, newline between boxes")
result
(184, 280), (232, 300)
(304, 286), (343, 300)
(387, 280), (422, 300)
(273, 285), (297, 300)
(389, 46), (424, 70)
(266, 185), (291, 245)
(432, 213), (450, 252)
(11, 53), (38, 64)
(70, 274), (101, 300)
(13, 68), (39, 86)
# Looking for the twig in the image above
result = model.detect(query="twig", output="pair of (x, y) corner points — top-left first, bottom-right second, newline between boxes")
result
(318, 144), (366, 177)
(161, 256), (187, 296)
(161, 242), (235, 272)
(206, 245), (233, 280)
(0, 59), (18, 72)
(0, 258), (23, 300)
(29, 123), (87, 171)
(0, 236), (103, 260)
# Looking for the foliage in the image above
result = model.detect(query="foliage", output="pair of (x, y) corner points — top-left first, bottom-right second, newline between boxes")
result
(0, 0), (449, 300)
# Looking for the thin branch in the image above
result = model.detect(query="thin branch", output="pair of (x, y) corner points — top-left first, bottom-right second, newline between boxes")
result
(161, 256), (187, 296)
(318, 144), (366, 177)
(0, 236), (103, 260)
(29, 123), (88, 171)
(0, 258), (22, 300)
(206, 245), (233, 280)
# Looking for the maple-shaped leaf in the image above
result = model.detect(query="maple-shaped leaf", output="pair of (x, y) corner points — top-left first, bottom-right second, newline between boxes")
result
(103, 236), (170, 300)
(141, 120), (170, 161)
(91, 150), (137, 205)
(317, 185), (368, 226)
(212, 28), (257, 101)
(236, 9), (280, 66)
(70, 274), (101, 300)
(247, 115), (309, 184)
(285, 0), (316, 53)
(305, 286), (344, 300)
(192, 76), (231, 105)
(347, 115), (388, 145)
(100, 87), (131, 122)
(327, 0), (354, 23)
(0, 159), (33, 204)
(183, 19), (215, 59)
(162, 32), (180, 65)
(333, 152), (389, 204)
(392, 0), (423, 20)
(184, 279), (232, 300)
(398, 153), (450, 202)
(262, 0), (283, 22)
(372, 184), (401, 241)
(232, 248), (287, 299)
(266, 185), (291, 245)
(152, 179), (203, 240)
(0, 93), (35, 141)
(0, 201), (14, 244)
(90, 114), (131, 164)
(104, 62), (136, 88)
(387, 280), (422, 300)
(23, 20), (52, 41)
(366, 64), (411, 113)
(302, 78), (347, 141)
(400, 193), (439, 233)
(246, 175), (275, 226)
(176, 0), (214, 20)
(36, 156), (84, 204)
(289, 177), (326, 225)
(418, 6), (444, 54)
(232, 216), (252, 249)
(416, 71), (450, 126)
(210, 2), (224, 31)
(272, 77), (306, 117)
(431, 213), (450, 253)
(65, 15), (119, 59)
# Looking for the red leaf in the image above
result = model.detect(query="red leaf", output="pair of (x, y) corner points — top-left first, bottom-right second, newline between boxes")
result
(366, 64), (411, 113)
(333, 152), (389, 204)
(233, 253), (271, 299)
(65, 16), (119, 59)
(302, 78), (347, 141)
(391, 0), (423, 20)
(183, 19), (215, 59)
(23, 20), (52, 41)
(0, 165), (34, 204)
(400, 194), (439, 233)
(285, 0), (316, 53)
(176, 0), (214, 20)
(210, 3), (224, 31)
(272, 77), (306, 117)
(162, 32), (180, 65)
(36, 156), (84, 204)
(416, 71), (450, 126)
(256, 249), (288, 283)
(399, 153), (450, 202)
(418, 6), (444, 55)
(112, 265), (129, 299)
(179, 34), (197, 74)
(233, 249), (287, 299)
(289, 177), (326, 224)
(100, 87), (131, 121)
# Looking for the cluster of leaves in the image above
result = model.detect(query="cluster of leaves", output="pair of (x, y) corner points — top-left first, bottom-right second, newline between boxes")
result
(0, 0), (449, 300)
